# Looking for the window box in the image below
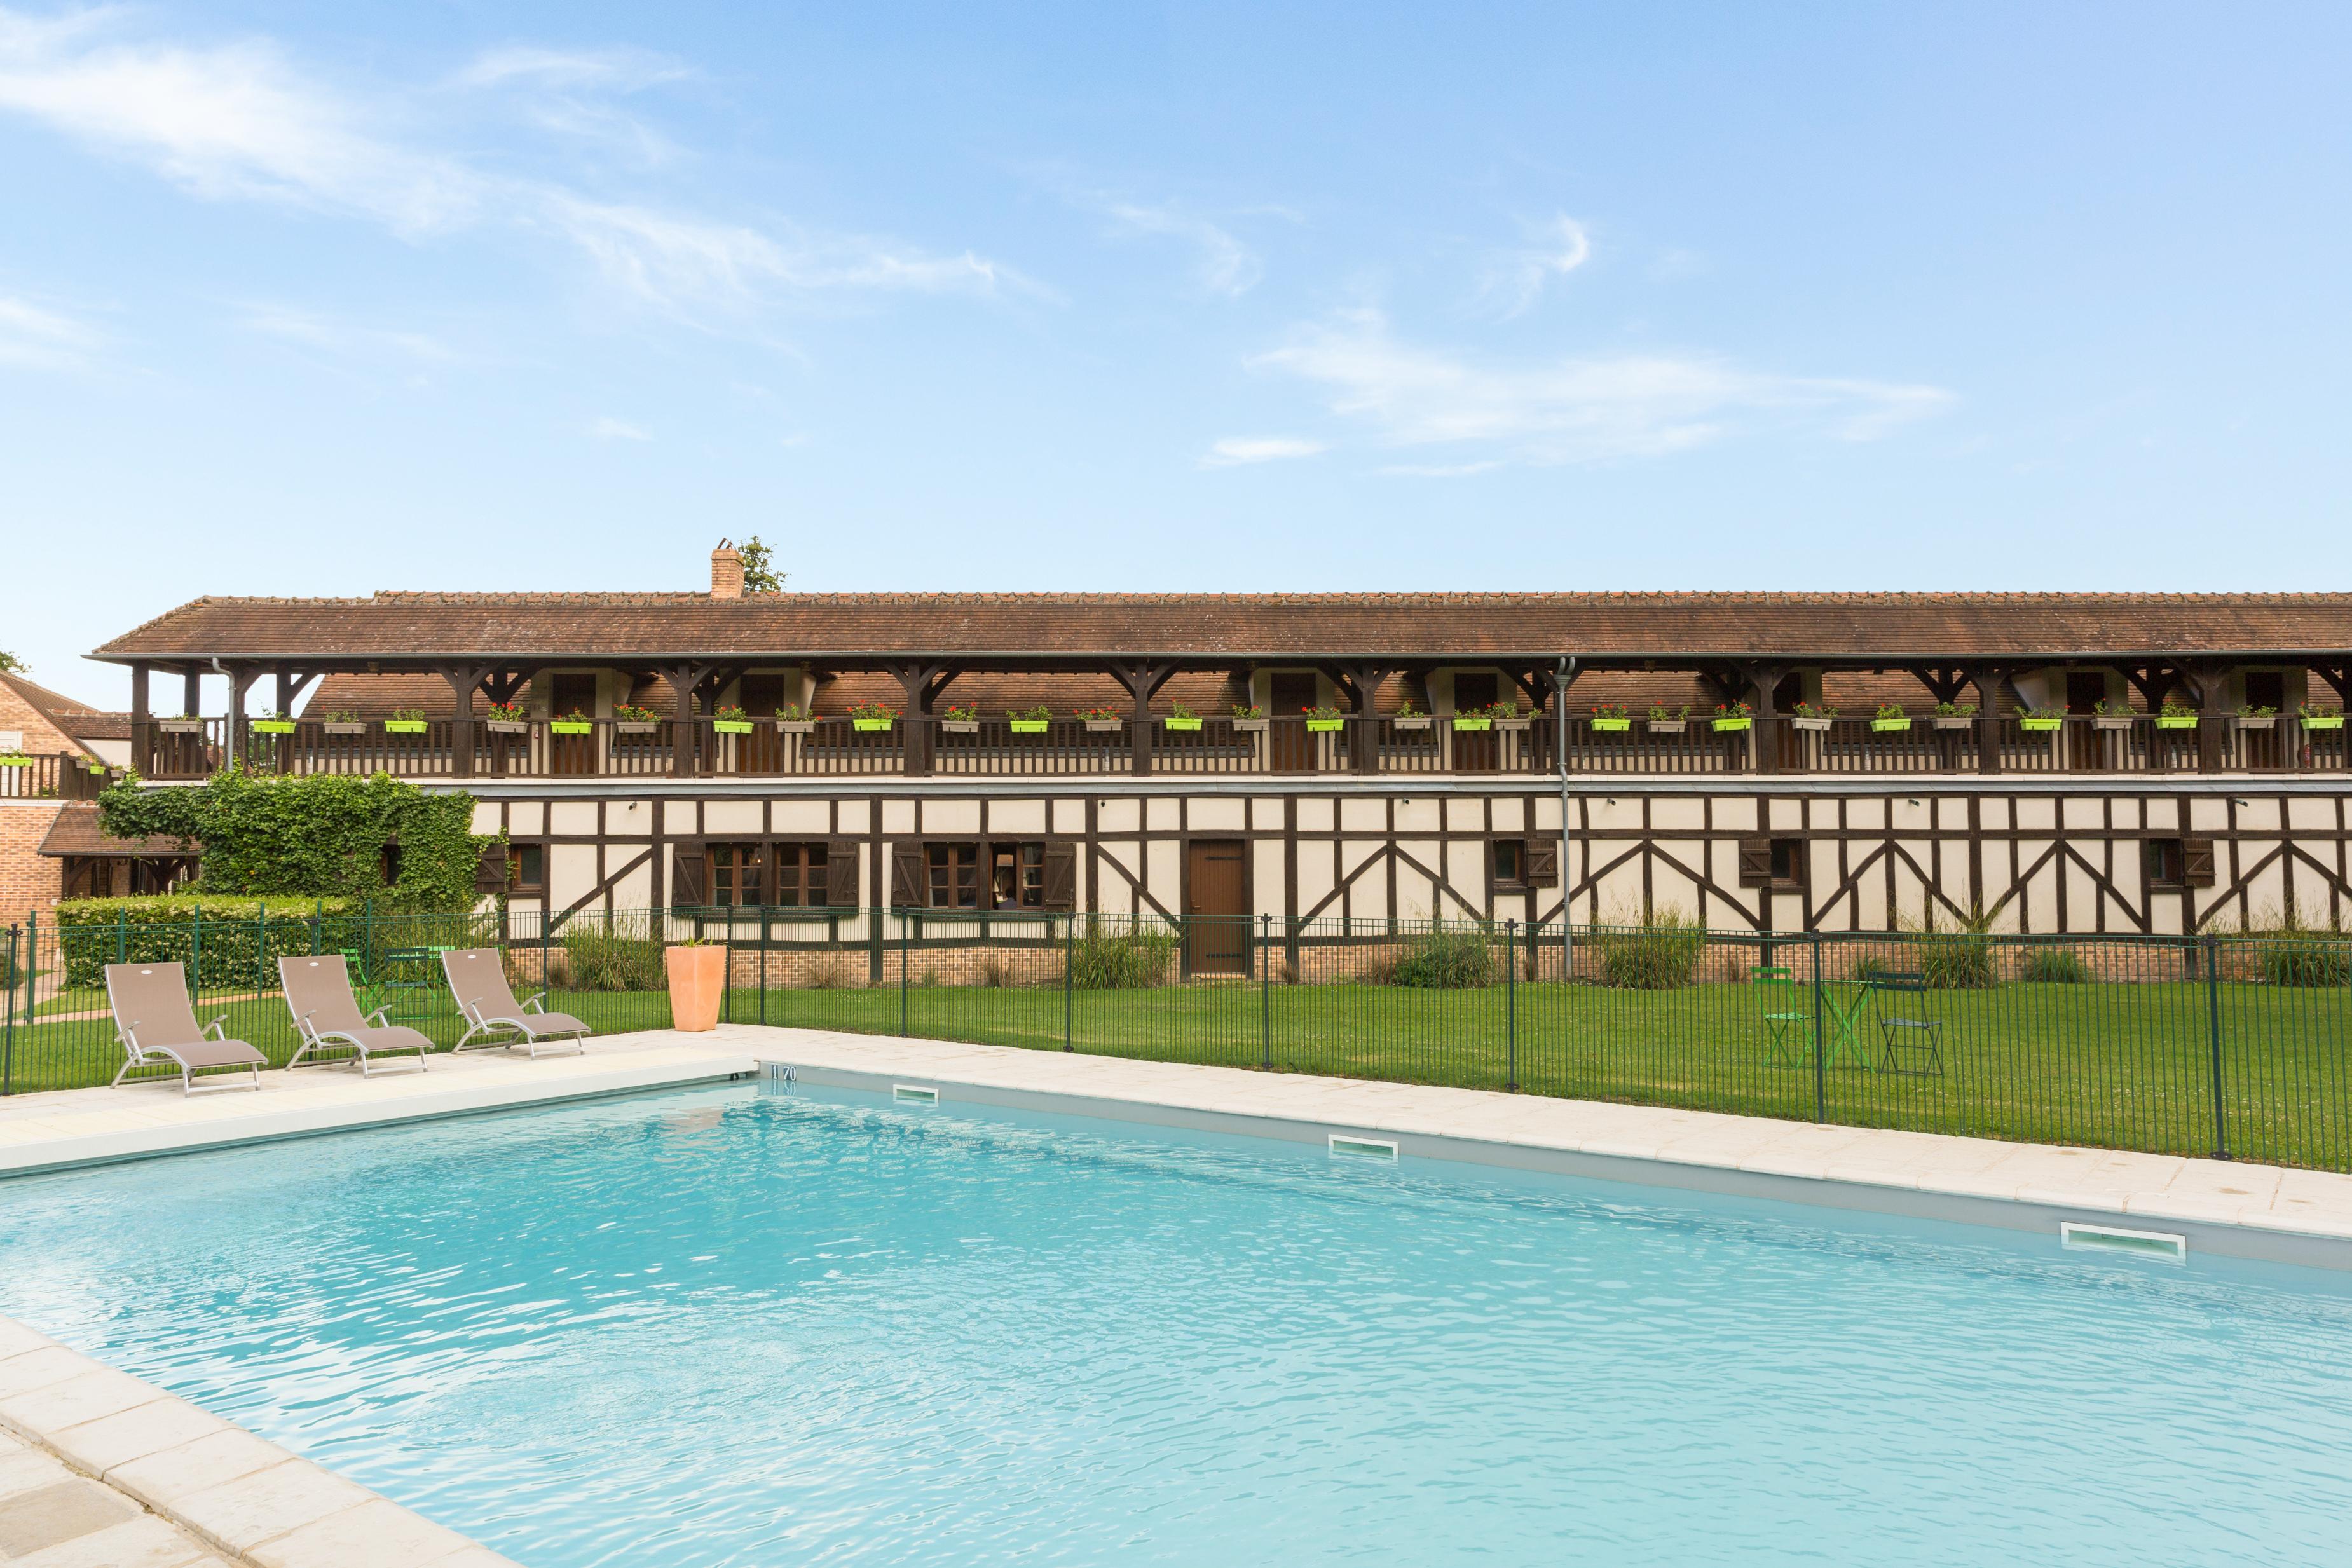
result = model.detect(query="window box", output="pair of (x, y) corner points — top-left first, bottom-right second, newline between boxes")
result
(713, 719), (754, 735)
(1931, 716), (1974, 731)
(1083, 719), (1122, 733)
(1589, 717), (1631, 732)
(160, 719), (206, 735)
(1450, 716), (1491, 732)
(2235, 715), (2276, 731)
(383, 719), (427, 734)
(1232, 717), (1268, 733)
(776, 720), (816, 735)
(1009, 719), (1050, 734)
(852, 718), (896, 733)
(1711, 717), (1751, 733)
(1869, 718), (1911, 733)
(487, 720), (530, 735)
(1495, 716), (1531, 732)
(941, 719), (981, 734)
(616, 721), (660, 735)
(1790, 716), (1831, 733)
(2302, 715), (2346, 732)
(2020, 717), (2064, 732)
(1306, 717), (1345, 733)
(2093, 715), (2133, 731)
(550, 720), (594, 735)
(1647, 719), (1686, 734)
(250, 719), (294, 734)
(0, 756), (27, 768)
(2156, 714), (2199, 730)
(1161, 716), (1202, 731)
(322, 722), (366, 735)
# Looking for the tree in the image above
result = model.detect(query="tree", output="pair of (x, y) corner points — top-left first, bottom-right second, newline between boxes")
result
(738, 535), (786, 594)
(0, 650), (25, 674)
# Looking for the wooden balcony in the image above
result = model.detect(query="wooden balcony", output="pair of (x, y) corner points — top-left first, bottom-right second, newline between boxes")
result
(130, 712), (2352, 784)
(0, 753), (119, 800)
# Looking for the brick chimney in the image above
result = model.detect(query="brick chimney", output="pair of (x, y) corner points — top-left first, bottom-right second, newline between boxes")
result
(710, 540), (744, 599)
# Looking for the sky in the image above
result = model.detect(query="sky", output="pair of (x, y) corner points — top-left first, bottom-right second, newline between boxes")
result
(3, 2), (2349, 706)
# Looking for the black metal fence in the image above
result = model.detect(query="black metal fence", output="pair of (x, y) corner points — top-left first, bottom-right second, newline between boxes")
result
(6, 906), (2347, 1173)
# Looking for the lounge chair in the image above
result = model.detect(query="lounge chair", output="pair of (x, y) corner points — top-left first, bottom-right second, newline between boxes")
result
(104, 962), (268, 1095)
(440, 948), (590, 1057)
(280, 955), (432, 1075)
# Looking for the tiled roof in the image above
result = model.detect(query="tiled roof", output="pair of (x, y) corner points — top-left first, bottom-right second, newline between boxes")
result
(36, 805), (196, 859)
(90, 590), (2352, 664)
(0, 672), (123, 757)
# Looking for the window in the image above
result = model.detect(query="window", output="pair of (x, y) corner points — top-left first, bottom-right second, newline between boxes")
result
(2243, 671), (2286, 712)
(739, 673), (789, 718)
(990, 842), (1046, 908)
(2144, 837), (2217, 889)
(710, 843), (766, 906)
(2145, 838), (2184, 887)
(927, 843), (982, 908)
(549, 672), (597, 718)
(1737, 837), (1807, 889)
(2065, 671), (2107, 714)
(771, 842), (830, 907)
(507, 843), (545, 896)
(1770, 839), (1803, 883)
(1493, 839), (1526, 886)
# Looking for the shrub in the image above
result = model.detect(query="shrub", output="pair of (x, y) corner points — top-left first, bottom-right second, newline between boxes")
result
(1067, 925), (1177, 989)
(2021, 947), (2093, 984)
(1386, 929), (1496, 989)
(801, 957), (852, 990)
(559, 929), (666, 991)
(1910, 906), (1997, 989)
(55, 895), (360, 988)
(1589, 911), (1706, 990)
(2247, 918), (2352, 987)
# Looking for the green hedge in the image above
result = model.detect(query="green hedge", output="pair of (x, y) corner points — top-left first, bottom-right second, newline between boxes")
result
(55, 896), (359, 990)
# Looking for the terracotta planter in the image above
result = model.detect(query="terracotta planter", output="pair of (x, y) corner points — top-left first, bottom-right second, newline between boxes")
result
(666, 944), (726, 1032)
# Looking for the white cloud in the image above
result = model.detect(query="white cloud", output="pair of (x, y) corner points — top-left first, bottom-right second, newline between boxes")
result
(1254, 309), (1952, 465)
(453, 46), (687, 93)
(1098, 199), (1260, 296)
(0, 292), (93, 370)
(589, 416), (650, 440)
(1200, 436), (1326, 467)
(0, 10), (1006, 315)
(1481, 214), (1592, 318)
(236, 304), (456, 362)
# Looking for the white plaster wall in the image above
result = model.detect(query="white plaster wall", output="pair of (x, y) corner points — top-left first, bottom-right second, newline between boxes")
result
(549, 801), (599, 836)
(1188, 797), (1245, 832)
(547, 844), (599, 911)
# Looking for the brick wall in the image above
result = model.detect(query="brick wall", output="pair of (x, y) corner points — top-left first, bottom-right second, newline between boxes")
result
(0, 683), (80, 759)
(0, 801), (67, 932)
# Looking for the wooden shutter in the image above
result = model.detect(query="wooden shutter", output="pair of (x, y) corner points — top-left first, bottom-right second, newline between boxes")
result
(1737, 837), (1773, 887)
(1525, 840), (1559, 888)
(890, 843), (926, 908)
(670, 844), (708, 908)
(824, 842), (861, 907)
(473, 843), (509, 894)
(2182, 838), (2217, 887)
(1041, 843), (1078, 910)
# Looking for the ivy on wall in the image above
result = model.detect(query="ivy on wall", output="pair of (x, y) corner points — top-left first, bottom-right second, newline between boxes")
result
(97, 770), (498, 910)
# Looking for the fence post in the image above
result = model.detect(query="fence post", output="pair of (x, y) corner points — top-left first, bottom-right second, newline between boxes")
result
(1810, 930), (1828, 1124)
(2203, 932), (2231, 1161)
(3, 924), (17, 1097)
(1261, 913), (1273, 1071)
(899, 911), (910, 1037)
(759, 906), (769, 1026)
(192, 904), (202, 997)
(116, 905), (126, 967)
(1505, 919), (1518, 1092)
(1062, 913), (1073, 1052)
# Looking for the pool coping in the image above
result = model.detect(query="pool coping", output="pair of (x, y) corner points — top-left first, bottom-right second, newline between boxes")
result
(751, 1030), (2352, 1272)
(0, 1316), (517, 1567)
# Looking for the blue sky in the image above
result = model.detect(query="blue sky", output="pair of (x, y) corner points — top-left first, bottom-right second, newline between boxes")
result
(3, 3), (2348, 705)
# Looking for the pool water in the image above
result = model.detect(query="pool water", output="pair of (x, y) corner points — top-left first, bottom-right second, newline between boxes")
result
(3, 1083), (2349, 1566)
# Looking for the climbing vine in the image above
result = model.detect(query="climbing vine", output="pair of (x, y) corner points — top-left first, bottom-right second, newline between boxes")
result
(97, 770), (497, 910)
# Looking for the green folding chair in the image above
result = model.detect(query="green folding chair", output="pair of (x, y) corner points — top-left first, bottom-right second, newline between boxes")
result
(1752, 965), (1811, 1068)
(1870, 972), (1945, 1077)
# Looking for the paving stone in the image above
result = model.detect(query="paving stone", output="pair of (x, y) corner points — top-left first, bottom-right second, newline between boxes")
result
(0, 1346), (92, 1403)
(10, 1511), (217, 1568)
(110, 1430), (295, 1509)
(0, 1445), (78, 1502)
(51, 1396), (226, 1475)
(167, 1457), (378, 1557)
(247, 1495), (479, 1568)
(0, 1476), (139, 1557)
(0, 1367), (173, 1434)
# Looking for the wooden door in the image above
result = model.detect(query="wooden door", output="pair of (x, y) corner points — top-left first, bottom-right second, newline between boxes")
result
(1269, 672), (1318, 773)
(549, 672), (598, 775)
(1184, 840), (1250, 975)
(1453, 672), (1499, 771)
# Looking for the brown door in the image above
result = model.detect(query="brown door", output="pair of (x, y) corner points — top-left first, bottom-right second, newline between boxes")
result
(1269, 672), (1318, 772)
(1453, 672), (1499, 771)
(1184, 840), (1250, 975)
(549, 672), (598, 775)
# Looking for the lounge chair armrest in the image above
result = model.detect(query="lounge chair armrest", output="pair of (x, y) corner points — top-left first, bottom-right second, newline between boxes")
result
(203, 1015), (229, 1039)
(365, 1006), (391, 1026)
(522, 991), (547, 1012)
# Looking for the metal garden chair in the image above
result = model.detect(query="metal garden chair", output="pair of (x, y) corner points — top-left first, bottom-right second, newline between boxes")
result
(1751, 965), (1811, 1068)
(1870, 972), (1944, 1076)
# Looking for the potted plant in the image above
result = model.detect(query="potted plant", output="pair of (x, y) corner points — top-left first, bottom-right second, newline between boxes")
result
(664, 937), (726, 1033)
(2020, 706), (2066, 732)
(1009, 704), (1051, 735)
(941, 703), (981, 735)
(614, 703), (661, 735)
(851, 699), (899, 733)
(1870, 702), (1911, 733)
(1231, 703), (1268, 733)
(250, 710), (295, 735)
(2234, 703), (2278, 732)
(1491, 699), (1531, 732)
(550, 707), (595, 736)
(1391, 699), (1432, 732)
(1931, 700), (1978, 731)
(1647, 703), (1689, 734)
(776, 702), (814, 735)
(1161, 701), (1203, 732)
(2156, 699), (2199, 730)
(1078, 705), (1123, 733)
(2299, 702), (2344, 732)
(1450, 704), (1493, 733)
(160, 714), (206, 734)
(2091, 697), (2134, 732)
(1589, 702), (1632, 733)
(384, 707), (428, 735)
(321, 709), (366, 735)
(486, 701), (530, 735)
(1789, 701), (1835, 733)
(0, 747), (27, 768)
(1306, 704), (1346, 733)
(1712, 700), (1752, 733)
(712, 704), (753, 735)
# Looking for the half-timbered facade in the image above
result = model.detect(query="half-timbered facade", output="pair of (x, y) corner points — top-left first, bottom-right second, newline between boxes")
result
(84, 547), (2352, 944)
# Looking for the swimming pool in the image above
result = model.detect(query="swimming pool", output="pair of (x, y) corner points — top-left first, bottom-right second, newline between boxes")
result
(3, 1082), (2348, 1566)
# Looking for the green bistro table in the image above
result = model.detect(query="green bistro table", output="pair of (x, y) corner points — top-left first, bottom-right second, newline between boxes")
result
(1817, 979), (1878, 1070)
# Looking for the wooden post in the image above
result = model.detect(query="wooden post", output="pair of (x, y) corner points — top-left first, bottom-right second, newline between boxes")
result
(666, 664), (697, 778)
(442, 665), (481, 778)
(128, 664), (152, 777)
(1744, 664), (1785, 776)
(1111, 662), (1175, 777)
(181, 667), (202, 719)
(226, 664), (252, 768)
(1973, 668), (2003, 775)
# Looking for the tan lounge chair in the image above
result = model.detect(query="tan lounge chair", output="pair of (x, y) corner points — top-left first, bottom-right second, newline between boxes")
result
(105, 962), (268, 1095)
(280, 955), (432, 1075)
(440, 948), (590, 1057)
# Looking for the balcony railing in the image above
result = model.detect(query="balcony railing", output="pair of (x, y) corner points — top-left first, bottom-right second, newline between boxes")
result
(132, 713), (2352, 784)
(0, 752), (120, 800)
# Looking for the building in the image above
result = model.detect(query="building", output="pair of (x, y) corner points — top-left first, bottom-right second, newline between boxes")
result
(80, 547), (2352, 957)
(0, 671), (140, 928)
